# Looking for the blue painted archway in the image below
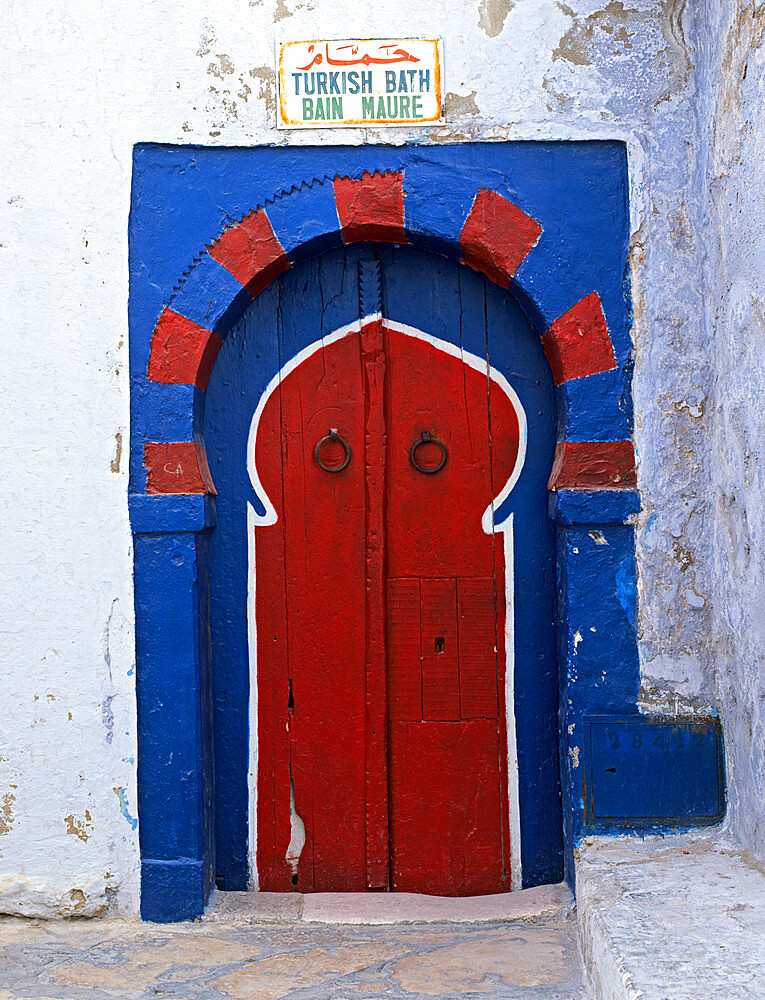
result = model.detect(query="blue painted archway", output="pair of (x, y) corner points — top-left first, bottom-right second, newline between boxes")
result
(129, 143), (641, 921)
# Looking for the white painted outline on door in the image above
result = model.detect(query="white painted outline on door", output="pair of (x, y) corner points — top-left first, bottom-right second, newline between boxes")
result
(246, 316), (527, 891)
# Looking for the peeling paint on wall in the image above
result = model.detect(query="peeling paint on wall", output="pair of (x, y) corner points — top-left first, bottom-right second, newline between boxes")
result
(0, 792), (16, 836)
(444, 90), (480, 120)
(552, 1), (641, 67)
(478, 0), (516, 38)
(110, 432), (123, 474)
(250, 65), (276, 117)
(114, 787), (138, 832)
(207, 53), (235, 79)
(65, 811), (93, 843)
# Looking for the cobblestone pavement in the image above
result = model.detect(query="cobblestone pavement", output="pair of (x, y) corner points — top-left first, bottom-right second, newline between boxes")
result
(0, 911), (587, 999)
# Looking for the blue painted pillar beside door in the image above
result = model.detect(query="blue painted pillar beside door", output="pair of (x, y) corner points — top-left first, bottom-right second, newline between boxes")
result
(131, 495), (216, 921)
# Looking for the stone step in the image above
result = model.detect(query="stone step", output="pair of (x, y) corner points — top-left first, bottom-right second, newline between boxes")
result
(576, 833), (765, 1000)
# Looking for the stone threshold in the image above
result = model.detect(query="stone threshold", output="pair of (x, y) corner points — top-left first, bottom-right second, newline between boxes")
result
(203, 882), (573, 926)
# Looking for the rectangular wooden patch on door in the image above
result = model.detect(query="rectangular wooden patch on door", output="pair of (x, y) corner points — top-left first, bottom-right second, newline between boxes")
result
(387, 577), (499, 722)
(388, 719), (505, 895)
(387, 575), (506, 895)
(457, 578), (499, 720)
(387, 579), (422, 721)
(421, 578), (460, 721)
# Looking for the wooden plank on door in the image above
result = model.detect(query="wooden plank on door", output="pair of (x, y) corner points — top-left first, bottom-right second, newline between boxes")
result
(254, 369), (294, 891)
(457, 577), (499, 720)
(387, 578), (422, 721)
(361, 307), (389, 889)
(279, 326), (368, 892)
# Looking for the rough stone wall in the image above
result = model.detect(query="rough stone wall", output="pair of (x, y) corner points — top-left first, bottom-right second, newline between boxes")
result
(1, 0), (720, 915)
(704, 0), (765, 865)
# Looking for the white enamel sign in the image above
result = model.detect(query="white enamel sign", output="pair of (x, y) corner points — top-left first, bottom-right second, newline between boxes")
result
(277, 38), (443, 129)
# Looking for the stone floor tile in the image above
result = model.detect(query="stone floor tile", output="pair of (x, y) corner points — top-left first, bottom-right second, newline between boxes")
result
(388, 928), (571, 994)
(0, 912), (588, 1000)
(209, 939), (410, 999)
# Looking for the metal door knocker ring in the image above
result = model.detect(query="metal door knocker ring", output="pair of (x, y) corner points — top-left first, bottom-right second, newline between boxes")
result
(410, 431), (447, 474)
(314, 428), (351, 472)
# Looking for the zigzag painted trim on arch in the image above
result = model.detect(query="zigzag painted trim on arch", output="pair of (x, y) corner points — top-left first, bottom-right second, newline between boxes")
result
(147, 175), (546, 392)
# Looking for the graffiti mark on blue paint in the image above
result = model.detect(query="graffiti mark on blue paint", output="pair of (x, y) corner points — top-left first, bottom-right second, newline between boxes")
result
(114, 787), (138, 831)
(615, 556), (637, 628)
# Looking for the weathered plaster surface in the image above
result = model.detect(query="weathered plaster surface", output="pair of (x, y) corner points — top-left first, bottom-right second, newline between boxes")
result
(703, 0), (765, 865)
(0, 0), (728, 914)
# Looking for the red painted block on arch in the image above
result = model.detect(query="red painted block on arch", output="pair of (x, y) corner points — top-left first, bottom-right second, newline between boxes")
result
(460, 188), (542, 288)
(542, 292), (616, 385)
(334, 171), (407, 244)
(548, 440), (636, 490)
(148, 309), (222, 390)
(208, 209), (291, 297)
(144, 441), (217, 495)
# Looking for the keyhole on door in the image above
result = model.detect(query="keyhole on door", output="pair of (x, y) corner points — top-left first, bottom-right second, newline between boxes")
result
(288, 678), (294, 710)
(434, 636), (445, 654)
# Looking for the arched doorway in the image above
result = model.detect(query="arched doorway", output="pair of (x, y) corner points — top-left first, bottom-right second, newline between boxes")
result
(130, 149), (639, 921)
(204, 244), (561, 893)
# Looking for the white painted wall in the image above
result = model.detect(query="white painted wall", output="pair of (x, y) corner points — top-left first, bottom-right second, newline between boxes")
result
(701, 0), (765, 866)
(1, 0), (750, 914)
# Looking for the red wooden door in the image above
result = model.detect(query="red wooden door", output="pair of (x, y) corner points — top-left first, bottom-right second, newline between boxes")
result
(253, 317), (521, 894)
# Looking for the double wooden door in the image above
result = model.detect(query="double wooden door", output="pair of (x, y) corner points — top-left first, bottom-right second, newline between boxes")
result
(205, 244), (561, 895)
(253, 265), (523, 894)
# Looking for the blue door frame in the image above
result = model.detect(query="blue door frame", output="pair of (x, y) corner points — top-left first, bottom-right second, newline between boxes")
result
(129, 142), (648, 922)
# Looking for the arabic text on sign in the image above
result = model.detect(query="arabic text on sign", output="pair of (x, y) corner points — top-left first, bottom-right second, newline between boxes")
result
(297, 42), (421, 70)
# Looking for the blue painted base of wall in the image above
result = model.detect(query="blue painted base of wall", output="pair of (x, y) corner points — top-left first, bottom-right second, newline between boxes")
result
(140, 859), (207, 923)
